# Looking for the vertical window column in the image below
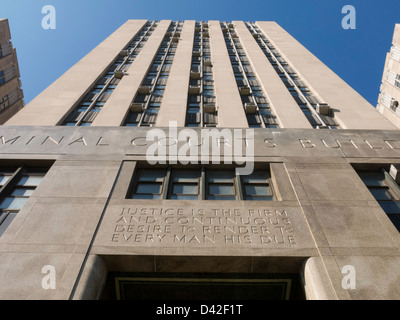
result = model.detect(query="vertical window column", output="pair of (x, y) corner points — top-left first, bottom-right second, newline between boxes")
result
(185, 24), (202, 127)
(125, 21), (182, 127)
(185, 22), (217, 127)
(246, 22), (339, 129)
(222, 22), (278, 128)
(62, 21), (158, 126)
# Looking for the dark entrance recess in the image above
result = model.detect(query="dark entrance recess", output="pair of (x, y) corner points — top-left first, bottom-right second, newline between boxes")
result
(101, 272), (305, 300)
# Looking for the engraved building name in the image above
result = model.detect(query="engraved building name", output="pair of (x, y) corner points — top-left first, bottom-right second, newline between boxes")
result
(1, 131), (400, 151)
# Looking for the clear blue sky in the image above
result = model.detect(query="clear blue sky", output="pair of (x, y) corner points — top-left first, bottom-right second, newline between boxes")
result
(2, 0), (400, 106)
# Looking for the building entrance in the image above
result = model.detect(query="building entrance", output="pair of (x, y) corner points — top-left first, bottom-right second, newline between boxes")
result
(102, 272), (305, 300)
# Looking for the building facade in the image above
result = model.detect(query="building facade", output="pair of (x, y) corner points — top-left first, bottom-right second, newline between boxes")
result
(0, 20), (400, 300)
(377, 24), (400, 127)
(0, 18), (24, 124)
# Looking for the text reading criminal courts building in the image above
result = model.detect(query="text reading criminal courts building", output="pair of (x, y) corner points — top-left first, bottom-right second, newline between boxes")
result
(0, 20), (400, 300)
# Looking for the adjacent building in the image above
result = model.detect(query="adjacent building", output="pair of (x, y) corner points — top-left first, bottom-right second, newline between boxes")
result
(0, 20), (400, 301)
(0, 18), (24, 124)
(377, 23), (400, 127)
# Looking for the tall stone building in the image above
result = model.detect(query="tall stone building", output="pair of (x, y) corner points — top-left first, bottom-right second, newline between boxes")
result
(0, 20), (399, 301)
(0, 18), (24, 124)
(377, 24), (400, 128)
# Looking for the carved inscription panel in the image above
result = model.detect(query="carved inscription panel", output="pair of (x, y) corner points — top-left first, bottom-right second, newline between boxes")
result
(95, 205), (315, 249)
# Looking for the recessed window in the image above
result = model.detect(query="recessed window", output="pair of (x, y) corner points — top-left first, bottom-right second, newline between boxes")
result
(0, 173), (42, 210)
(0, 165), (51, 237)
(187, 107), (200, 114)
(0, 172), (12, 187)
(241, 171), (273, 200)
(128, 166), (275, 201)
(168, 169), (201, 200)
(206, 170), (236, 200)
(0, 70), (5, 86)
(357, 166), (400, 232)
(395, 74), (400, 88)
(130, 169), (166, 199)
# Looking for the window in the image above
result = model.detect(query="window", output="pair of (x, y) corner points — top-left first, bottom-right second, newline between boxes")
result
(188, 106), (200, 113)
(62, 101), (104, 126)
(129, 169), (166, 199)
(395, 74), (400, 89)
(128, 166), (275, 201)
(168, 169), (201, 200)
(241, 171), (273, 200)
(147, 106), (160, 114)
(357, 166), (400, 232)
(0, 171), (13, 188)
(206, 170), (236, 200)
(0, 165), (50, 237)
(0, 173), (43, 210)
(0, 70), (5, 86)
(0, 94), (9, 110)
(390, 98), (398, 112)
